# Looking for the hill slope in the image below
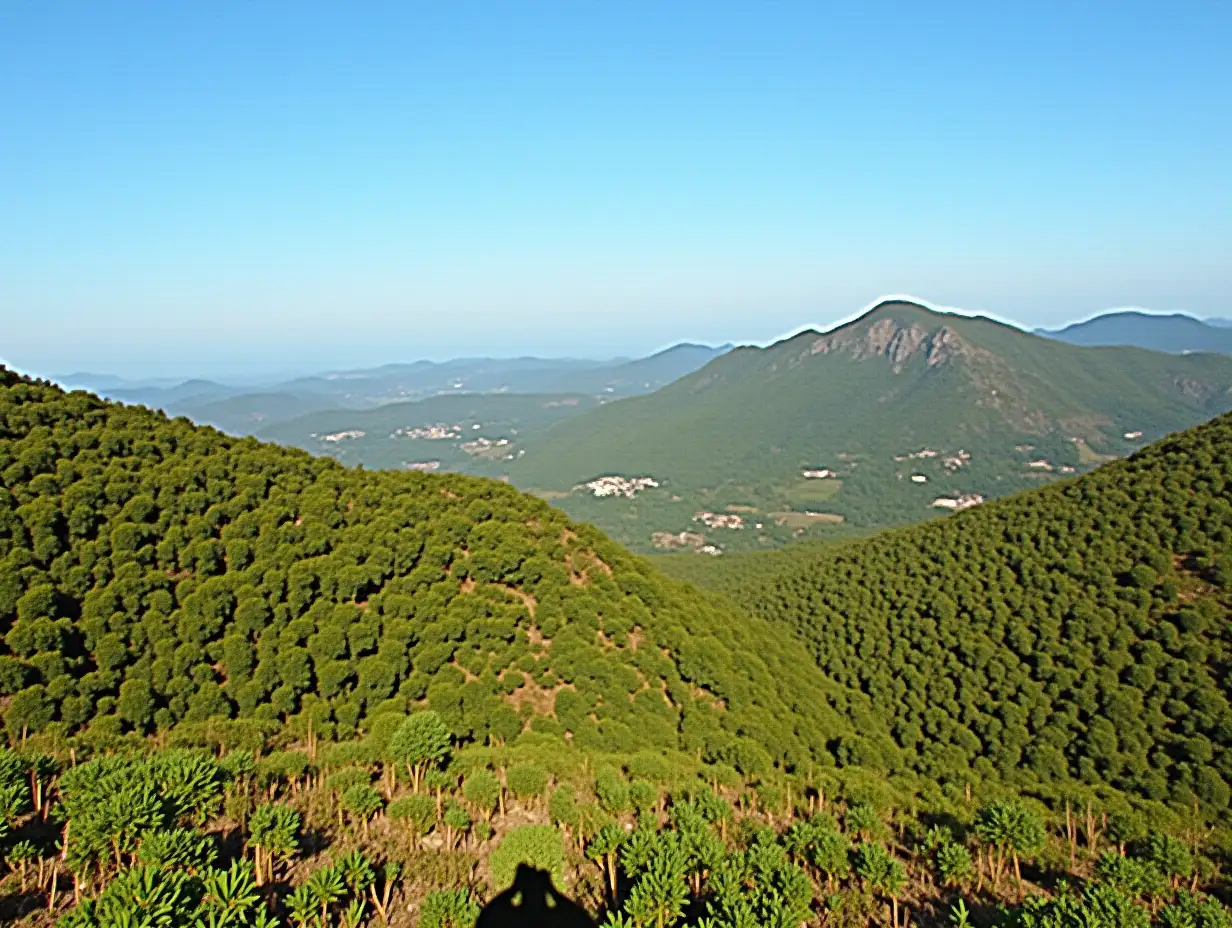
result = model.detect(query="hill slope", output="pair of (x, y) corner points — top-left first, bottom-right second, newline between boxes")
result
(174, 390), (343, 434)
(664, 412), (1232, 815)
(542, 342), (732, 396)
(0, 368), (881, 770)
(258, 392), (607, 471)
(1041, 310), (1232, 354)
(493, 300), (1232, 547)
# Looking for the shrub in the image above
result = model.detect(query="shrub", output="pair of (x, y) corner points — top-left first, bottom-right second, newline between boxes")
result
(488, 824), (565, 890)
(388, 794), (436, 835)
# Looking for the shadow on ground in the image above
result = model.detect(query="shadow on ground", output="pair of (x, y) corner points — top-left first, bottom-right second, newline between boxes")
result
(477, 865), (596, 928)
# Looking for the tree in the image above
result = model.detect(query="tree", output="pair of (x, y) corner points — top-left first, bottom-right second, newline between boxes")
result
(707, 842), (812, 928)
(5, 684), (54, 738)
(387, 711), (451, 792)
(117, 678), (156, 731)
(586, 823), (627, 904)
(625, 849), (689, 928)
(306, 864), (346, 925)
(1012, 882), (1150, 928)
(198, 860), (266, 926)
(506, 762), (549, 806)
(462, 770), (500, 821)
(856, 843), (906, 928)
(936, 841), (974, 888)
(389, 793), (437, 836)
(443, 802), (471, 850)
(975, 800), (1045, 890)
(1158, 891), (1232, 928)
(845, 802), (887, 842)
(1143, 833), (1194, 889)
(341, 784), (383, 838)
(248, 802), (301, 885)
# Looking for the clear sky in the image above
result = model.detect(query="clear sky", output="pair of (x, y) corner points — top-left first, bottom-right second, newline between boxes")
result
(3, 1), (1230, 378)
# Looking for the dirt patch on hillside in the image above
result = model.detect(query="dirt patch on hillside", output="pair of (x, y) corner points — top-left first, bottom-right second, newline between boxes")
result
(501, 674), (574, 717)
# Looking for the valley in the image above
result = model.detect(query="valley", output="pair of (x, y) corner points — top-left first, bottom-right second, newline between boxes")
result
(486, 300), (1232, 552)
(78, 300), (1232, 557)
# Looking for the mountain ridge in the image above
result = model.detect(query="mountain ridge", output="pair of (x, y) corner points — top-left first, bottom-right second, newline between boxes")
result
(486, 299), (1232, 549)
(1040, 309), (1232, 354)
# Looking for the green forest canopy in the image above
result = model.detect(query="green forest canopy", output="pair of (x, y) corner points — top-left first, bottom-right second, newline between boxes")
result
(664, 410), (1232, 818)
(0, 367), (875, 773)
(1, 368), (1232, 926)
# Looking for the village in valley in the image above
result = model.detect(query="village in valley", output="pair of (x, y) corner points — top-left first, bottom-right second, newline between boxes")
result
(565, 433), (1125, 555)
(306, 412), (1131, 557)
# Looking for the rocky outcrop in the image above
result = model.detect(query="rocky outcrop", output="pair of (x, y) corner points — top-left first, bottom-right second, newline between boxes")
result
(808, 317), (981, 373)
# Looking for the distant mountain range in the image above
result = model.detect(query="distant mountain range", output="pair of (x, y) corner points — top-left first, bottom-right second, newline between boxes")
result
(55, 343), (730, 435)
(1039, 309), (1232, 354)
(45, 300), (1232, 553)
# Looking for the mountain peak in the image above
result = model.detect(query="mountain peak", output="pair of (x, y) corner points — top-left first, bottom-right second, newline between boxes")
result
(860, 297), (947, 323)
(808, 303), (980, 372)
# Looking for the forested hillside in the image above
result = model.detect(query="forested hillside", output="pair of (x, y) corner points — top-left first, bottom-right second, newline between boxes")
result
(0, 367), (868, 766)
(667, 412), (1232, 818)
(1, 368), (1231, 927)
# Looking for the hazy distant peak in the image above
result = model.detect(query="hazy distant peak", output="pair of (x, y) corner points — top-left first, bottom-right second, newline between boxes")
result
(1041, 309), (1232, 354)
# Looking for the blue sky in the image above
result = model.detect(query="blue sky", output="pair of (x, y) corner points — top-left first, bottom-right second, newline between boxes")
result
(2, 1), (1229, 378)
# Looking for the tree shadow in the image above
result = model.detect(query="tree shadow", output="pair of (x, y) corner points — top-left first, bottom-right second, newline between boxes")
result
(477, 865), (596, 928)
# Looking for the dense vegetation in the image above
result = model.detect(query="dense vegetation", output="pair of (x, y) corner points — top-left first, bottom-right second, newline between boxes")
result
(1, 368), (1230, 925)
(0, 366), (870, 766)
(1, 709), (1230, 926)
(489, 301), (1232, 549)
(666, 411), (1232, 820)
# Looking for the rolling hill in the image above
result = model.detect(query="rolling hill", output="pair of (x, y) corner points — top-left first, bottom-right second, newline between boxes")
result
(5, 368), (1232, 926)
(664, 409), (1232, 814)
(53, 344), (730, 440)
(258, 392), (608, 471)
(490, 299), (1232, 550)
(174, 390), (343, 434)
(1041, 310), (1232, 354)
(540, 342), (732, 396)
(0, 366), (878, 770)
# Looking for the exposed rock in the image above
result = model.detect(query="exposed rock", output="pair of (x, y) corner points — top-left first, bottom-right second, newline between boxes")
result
(808, 319), (978, 373)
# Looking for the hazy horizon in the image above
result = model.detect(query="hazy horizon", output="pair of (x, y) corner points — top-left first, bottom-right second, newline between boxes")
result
(4, 2), (1230, 379)
(9, 297), (1226, 386)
